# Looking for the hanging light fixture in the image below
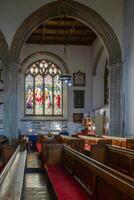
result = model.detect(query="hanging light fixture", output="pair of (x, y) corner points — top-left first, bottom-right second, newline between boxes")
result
(59, 45), (72, 85)
(59, 0), (72, 86)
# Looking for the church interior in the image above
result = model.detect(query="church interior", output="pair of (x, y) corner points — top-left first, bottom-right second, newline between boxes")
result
(0, 0), (134, 199)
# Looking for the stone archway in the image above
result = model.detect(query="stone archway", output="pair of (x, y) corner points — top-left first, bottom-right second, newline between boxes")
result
(9, 0), (123, 136)
(0, 31), (10, 137)
(0, 31), (9, 60)
(0, 31), (9, 98)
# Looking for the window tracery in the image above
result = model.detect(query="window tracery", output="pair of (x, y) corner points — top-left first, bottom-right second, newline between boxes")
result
(25, 60), (63, 116)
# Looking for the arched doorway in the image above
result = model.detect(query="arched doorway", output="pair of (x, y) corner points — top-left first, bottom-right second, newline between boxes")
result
(9, 0), (123, 137)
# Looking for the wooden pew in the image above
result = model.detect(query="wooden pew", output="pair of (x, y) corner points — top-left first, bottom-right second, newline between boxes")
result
(12, 138), (27, 151)
(40, 135), (84, 167)
(90, 144), (134, 177)
(40, 136), (58, 167)
(45, 144), (90, 200)
(103, 135), (134, 149)
(38, 134), (84, 152)
(0, 144), (17, 169)
(60, 135), (85, 153)
(0, 145), (27, 200)
(45, 144), (134, 200)
(78, 135), (112, 153)
(0, 135), (8, 144)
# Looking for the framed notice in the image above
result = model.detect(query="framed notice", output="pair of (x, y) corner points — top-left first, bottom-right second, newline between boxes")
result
(73, 113), (84, 123)
(73, 71), (85, 86)
(74, 90), (85, 108)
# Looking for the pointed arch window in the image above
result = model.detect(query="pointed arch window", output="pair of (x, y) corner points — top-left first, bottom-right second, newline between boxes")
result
(25, 60), (63, 116)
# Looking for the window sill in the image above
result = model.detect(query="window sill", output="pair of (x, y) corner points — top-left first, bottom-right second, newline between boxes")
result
(20, 117), (68, 121)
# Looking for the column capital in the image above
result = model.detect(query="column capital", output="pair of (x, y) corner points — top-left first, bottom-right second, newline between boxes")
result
(10, 63), (19, 73)
(9, 56), (20, 65)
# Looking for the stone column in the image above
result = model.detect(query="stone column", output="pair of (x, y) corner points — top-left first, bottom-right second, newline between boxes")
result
(109, 62), (123, 136)
(4, 60), (19, 140)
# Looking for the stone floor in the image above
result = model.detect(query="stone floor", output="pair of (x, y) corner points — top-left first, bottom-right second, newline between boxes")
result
(26, 152), (41, 168)
(21, 152), (52, 200)
(21, 173), (51, 200)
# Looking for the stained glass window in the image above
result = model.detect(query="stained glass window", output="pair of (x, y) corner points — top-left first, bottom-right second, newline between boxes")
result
(25, 60), (63, 116)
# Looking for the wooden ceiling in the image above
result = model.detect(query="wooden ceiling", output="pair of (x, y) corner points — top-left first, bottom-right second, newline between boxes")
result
(26, 17), (97, 46)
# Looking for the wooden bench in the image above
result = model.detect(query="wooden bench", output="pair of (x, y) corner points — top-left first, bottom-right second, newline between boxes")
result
(0, 145), (27, 200)
(39, 134), (84, 152)
(60, 135), (85, 153)
(78, 135), (112, 153)
(45, 144), (90, 200)
(0, 135), (8, 144)
(0, 144), (17, 170)
(45, 144), (134, 200)
(40, 135), (85, 167)
(12, 138), (27, 150)
(103, 135), (134, 149)
(90, 144), (134, 177)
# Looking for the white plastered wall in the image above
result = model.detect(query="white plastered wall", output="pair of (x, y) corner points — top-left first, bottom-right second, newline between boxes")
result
(92, 38), (107, 110)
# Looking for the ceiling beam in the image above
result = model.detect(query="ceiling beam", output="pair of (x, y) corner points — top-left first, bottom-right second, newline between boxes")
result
(68, 19), (78, 43)
(30, 32), (94, 37)
(27, 16), (97, 46)
(40, 24), (46, 44)
(26, 40), (92, 46)
(55, 17), (62, 42)
(38, 25), (91, 31)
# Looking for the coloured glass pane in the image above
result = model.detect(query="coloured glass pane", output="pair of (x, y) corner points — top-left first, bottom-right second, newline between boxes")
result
(25, 74), (34, 115)
(44, 75), (53, 115)
(25, 59), (63, 116)
(54, 75), (62, 115)
(35, 75), (43, 115)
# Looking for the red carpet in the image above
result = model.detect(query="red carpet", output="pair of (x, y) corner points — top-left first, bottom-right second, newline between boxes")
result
(46, 165), (90, 200)
(36, 143), (42, 153)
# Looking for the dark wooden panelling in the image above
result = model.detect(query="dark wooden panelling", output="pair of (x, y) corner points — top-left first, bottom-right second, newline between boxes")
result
(26, 17), (97, 46)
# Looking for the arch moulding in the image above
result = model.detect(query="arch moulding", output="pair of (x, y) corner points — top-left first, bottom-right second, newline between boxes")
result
(10, 0), (122, 65)
(0, 30), (9, 60)
(0, 31), (9, 98)
(9, 0), (123, 136)
(21, 51), (69, 74)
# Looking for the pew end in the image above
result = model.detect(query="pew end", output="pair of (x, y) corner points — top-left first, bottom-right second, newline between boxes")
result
(90, 144), (106, 163)
(45, 144), (63, 165)
(12, 138), (27, 151)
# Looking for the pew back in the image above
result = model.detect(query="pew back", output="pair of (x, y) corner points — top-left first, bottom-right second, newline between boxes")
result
(0, 145), (27, 200)
(90, 144), (134, 177)
(103, 136), (134, 149)
(60, 135), (85, 153)
(0, 144), (17, 166)
(62, 146), (134, 200)
(45, 144), (134, 200)
(12, 138), (27, 150)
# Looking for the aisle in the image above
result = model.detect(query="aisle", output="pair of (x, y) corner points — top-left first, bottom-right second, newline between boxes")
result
(26, 152), (41, 168)
(21, 153), (51, 200)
